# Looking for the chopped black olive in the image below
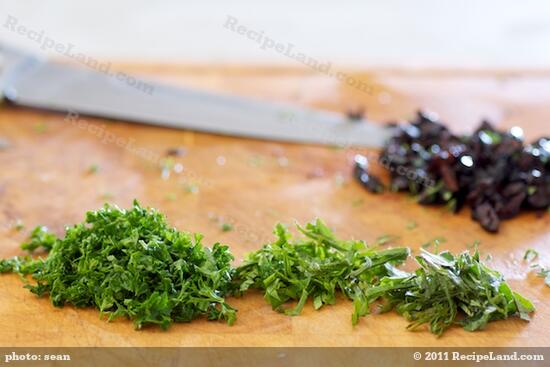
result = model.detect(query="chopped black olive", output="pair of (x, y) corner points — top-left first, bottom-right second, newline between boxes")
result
(355, 110), (549, 233)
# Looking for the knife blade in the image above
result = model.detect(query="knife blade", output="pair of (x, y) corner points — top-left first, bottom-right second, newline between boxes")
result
(0, 43), (393, 148)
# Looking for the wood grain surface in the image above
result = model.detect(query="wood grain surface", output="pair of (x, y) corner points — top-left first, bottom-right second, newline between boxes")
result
(0, 65), (549, 347)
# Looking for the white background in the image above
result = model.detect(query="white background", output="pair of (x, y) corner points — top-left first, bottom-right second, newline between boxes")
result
(2, 0), (550, 68)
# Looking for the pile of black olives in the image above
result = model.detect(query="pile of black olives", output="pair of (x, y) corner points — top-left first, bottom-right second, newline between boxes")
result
(354, 110), (549, 232)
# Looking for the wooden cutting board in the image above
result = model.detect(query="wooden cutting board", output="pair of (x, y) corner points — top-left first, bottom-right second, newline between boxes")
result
(0, 65), (549, 347)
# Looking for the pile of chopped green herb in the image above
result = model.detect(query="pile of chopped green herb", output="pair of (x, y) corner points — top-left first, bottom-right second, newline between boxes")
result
(0, 204), (538, 335)
(536, 267), (550, 287)
(0, 201), (236, 329)
(233, 219), (409, 325)
(366, 249), (535, 336)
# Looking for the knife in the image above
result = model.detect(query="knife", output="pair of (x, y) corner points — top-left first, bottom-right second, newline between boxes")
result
(0, 43), (393, 148)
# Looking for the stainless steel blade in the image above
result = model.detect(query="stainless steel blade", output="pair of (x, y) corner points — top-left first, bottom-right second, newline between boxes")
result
(1, 45), (393, 148)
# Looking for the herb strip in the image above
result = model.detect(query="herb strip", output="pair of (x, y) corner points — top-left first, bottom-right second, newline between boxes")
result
(367, 249), (535, 336)
(233, 219), (409, 325)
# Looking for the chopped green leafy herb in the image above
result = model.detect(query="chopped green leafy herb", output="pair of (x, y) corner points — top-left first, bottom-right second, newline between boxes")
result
(374, 234), (400, 246)
(160, 158), (175, 179)
(0, 255), (43, 275)
(20, 226), (57, 253)
(160, 157), (175, 170)
(466, 241), (481, 250)
(183, 183), (199, 194)
(406, 221), (417, 230)
(13, 219), (24, 231)
(536, 267), (550, 288)
(233, 219), (409, 325)
(1, 201), (236, 330)
(0, 205), (538, 334)
(421, 237), (447, 251)
(220, 223), (233, 232)
(366, 248), (535, 336)
(87, 164), (100, 174)
(530, 262), (550, 288)
(523, 248), (539, 262)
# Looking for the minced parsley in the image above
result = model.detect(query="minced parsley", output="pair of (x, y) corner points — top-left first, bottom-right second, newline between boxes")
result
(0, 201), (236, 329)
